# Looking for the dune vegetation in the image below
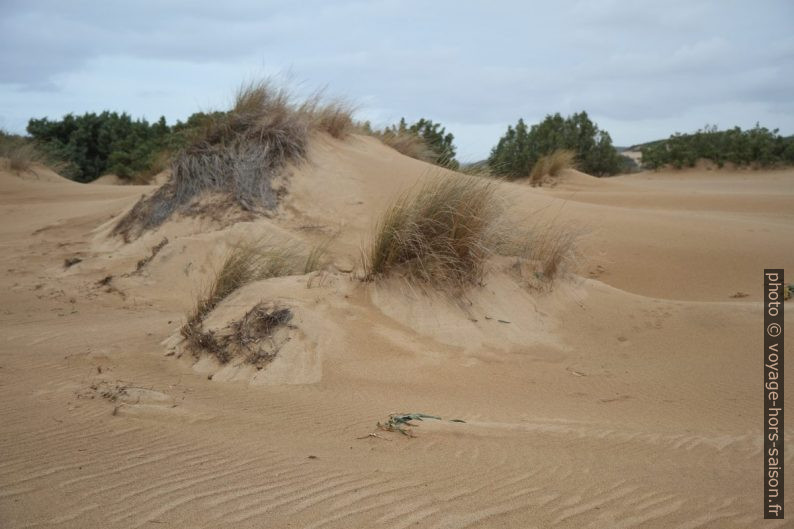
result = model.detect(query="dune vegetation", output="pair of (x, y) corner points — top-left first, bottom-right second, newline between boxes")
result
(112, 81), (355, 241)
(181, 238), (324, 361)
(362, 117), (459, 169)
(0, 131), (74, 174)
(489, 112), (622, 179)
(364, 172), (577, 289)
(528, 148), (577, 186)
(364, 174), (500, 287)
(502, 221), (579, 287)
(375, 130), (438, 164)
(25, 112), (177, 182)
(640, 124), (794, 169)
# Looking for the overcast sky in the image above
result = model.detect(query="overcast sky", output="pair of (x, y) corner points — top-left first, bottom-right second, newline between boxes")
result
(1, 0), (792, 160)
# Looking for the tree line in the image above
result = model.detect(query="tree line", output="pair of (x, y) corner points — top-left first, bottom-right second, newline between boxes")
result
(12, 110), (793, 183)
(640, 124), (794, 169)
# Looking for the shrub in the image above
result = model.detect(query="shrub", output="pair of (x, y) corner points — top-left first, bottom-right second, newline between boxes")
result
(25, 85), (354, 185)
(640, 124), (794, 169)
(488, 112), (621, 179)
(364, 174), (500, 287)
(26, 112), (174, 182)
(528, 149), (577, 186)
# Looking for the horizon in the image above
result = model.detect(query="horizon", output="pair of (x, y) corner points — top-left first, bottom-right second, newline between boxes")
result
(1, 0), (793, 161)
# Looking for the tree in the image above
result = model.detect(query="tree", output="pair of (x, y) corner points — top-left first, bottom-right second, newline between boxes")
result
(639, 124), (794, 169)
(27, 112), (175, 182)
(488, 111), (622, 178)
(487, 119), (531, 177)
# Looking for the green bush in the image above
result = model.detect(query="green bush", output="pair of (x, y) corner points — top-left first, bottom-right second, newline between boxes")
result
(488, 111), (622, 179)
(640, 124), (794, 169)
(26, 112), (180, 182)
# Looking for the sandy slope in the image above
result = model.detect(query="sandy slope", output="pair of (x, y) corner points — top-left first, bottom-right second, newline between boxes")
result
(0, 137), (792, 528)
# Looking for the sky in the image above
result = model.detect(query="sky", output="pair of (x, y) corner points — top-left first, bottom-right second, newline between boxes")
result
(1, 0), (793, 161)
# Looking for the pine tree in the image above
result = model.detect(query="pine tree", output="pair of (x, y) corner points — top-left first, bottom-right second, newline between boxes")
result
(488, 112), (621, 178)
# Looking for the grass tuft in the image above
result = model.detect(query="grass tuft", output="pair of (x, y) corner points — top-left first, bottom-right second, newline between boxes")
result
(501, 221), (580, 287)
(365, 172), (579, 290)
(364, 174), (502, 287)
(529, 149), (577, 186)
(181, 240), (297, 349)
(180, 237), (332, 359)
(305, 99), (355, 139)
(303, 238), (332, 274)
(375, 131), (436, 163)
(0, 132), (72, 175)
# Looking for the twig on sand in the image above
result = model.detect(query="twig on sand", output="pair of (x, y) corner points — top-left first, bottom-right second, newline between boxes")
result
(356, 433), (392, 441)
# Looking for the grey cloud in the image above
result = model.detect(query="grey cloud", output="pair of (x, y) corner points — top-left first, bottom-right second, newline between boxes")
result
(0, 0), (792, 156)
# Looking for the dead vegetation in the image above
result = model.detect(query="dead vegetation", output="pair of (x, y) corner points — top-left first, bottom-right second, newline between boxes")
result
(529, 149), (577, 186)
(63, 257), (82, 268)
(134, 237), (168, 272)
(112, 81), (355, 241)
(183, 302), (294, 366)
(228, 303), (293, 366)
(180, 239), (322, 364)
(181, 240), (296, 341)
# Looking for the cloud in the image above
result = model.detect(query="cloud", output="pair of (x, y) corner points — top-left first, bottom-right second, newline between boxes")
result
(0, 0), (792, 156)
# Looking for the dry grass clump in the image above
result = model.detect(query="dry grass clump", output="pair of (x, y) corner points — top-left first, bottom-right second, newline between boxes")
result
(458, 162), (495, 178)
(306, 99), (355, 139)
(364, 172), (579, 290)
(1, 139), (38, 172)
(502, 221), (580, 287)
(529, 149), (577, 186)
(228, 303), (293, 366)
(303, 238), (332, 274)
(191, 242), (295, 321)
(113, 81), (355, 241)
(364, 174), (502, 287)
(181, 240), (297, 347)
(0, 133), (71, 174)
(186, 302), (293, 365)
(181, 237), (328, 357)
(375, 131), (436, 163)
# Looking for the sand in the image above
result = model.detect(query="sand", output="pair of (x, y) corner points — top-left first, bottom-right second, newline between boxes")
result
(0, 136), (791, 528)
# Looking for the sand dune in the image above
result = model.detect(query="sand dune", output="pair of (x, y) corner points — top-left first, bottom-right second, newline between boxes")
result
(0, 135), (791, 528)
